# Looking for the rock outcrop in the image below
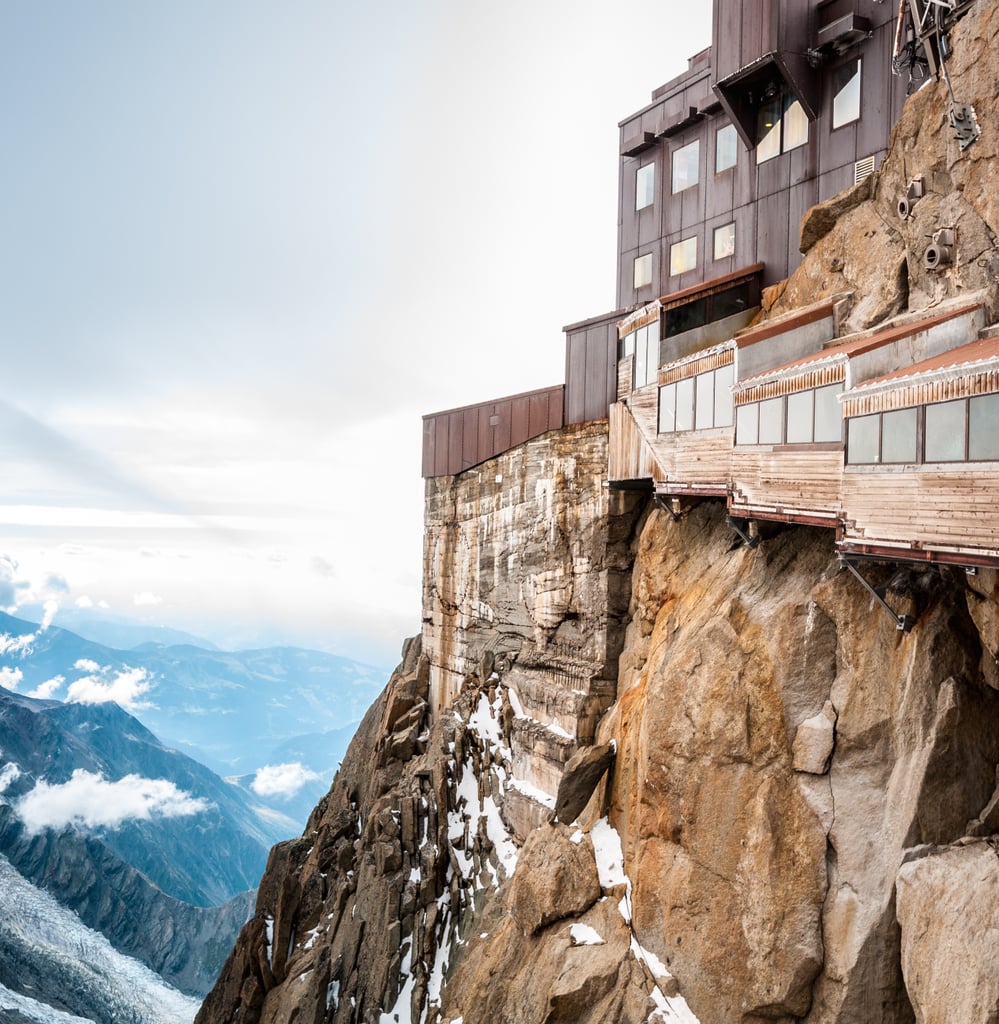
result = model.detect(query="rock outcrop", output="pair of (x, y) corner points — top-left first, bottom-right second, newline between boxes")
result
(198, 5), (999, 1023)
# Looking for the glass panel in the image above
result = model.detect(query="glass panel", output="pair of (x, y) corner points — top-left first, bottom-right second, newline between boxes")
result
(713, 222), (736, 261)
(881, 407), (918, 463)
(814, 384), (844, 442)
(969, 394), (999, 460)
(848, 415), (880, 463)
(669, 236), (697, 276)
(695, 372), (714, 430)
(786, 390), (814, 444)
(711, 282), (752, 320)
(671, 140), (700, 193)
(633, 327), (646, 387)
(665, 297), (707, 335)
(636, 163), (655, 210)
(759, 396), (784, 444)
(658, 383), (677, 433)
(925, 399), (966, 462)
(756, 95), (782, 163)
(832, 59), (862, 129)
(714, 363), (734, 428)
(736, 403), (758, 445)
(643, 329), (659, 386)
(783, 97), (808, 151)
(716, 123), (737, 173)
(675, 377), (695, 431)
(634, 253), (653, 289)
(620, 331), (635, 359)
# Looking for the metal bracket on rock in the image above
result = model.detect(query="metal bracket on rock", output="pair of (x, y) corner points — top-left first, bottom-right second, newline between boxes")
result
(838, 556), (916, 632)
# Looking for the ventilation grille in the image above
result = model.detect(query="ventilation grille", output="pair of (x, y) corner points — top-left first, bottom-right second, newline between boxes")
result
(855, 155), (876, 184)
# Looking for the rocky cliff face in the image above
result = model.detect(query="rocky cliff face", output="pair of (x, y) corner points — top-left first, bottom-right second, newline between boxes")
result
(197, 6), (999, 1024)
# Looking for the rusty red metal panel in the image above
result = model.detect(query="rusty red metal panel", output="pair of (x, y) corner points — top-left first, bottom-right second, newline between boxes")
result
(433, 415), (450, 478)
(447, 412), (463, 475)
(510, 396), (531, 448)
(528, 392), (550, 437)
(492, 400), (512, 455)
(422, 417), (435, 478)
(461, 407), (479, 472)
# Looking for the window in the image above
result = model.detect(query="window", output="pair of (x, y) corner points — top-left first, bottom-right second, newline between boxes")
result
(627, 321), (661, 388)
(843, 398), (999, 465)
(925, 400), (965, 462)
(636, 163), (655, 211)
(970, 394), (999, 460)
(634, 253), (653, 289)
(736, 384), (844, 446)
(713, 222), (736, 261)
(659, 364), (733, 434)
(832, 59), (862, 129)
(756, 90), (808, 163)
(669, 236), (697, 276)
(671, 140), (699, 193)
(881, 408), (918, 463)
(716, 124), (737, 173)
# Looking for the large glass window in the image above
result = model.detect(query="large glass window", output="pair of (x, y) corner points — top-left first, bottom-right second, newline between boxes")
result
(758, 397), (784, 444)
(881, 408), (918, 463)
(716, 124), (738, 173)
(675, 378), (695, 431)
(671, 140), (700, 193)
(848, 414), (881, 463)
(736, 403), (758, 445)
(925, 400), (966, 462)
(634, 253), (653, 289)
(713, 222), (736, 261)
(669, 236), (697, 276)
(756, 90), (808, 163)
(659, 383), (677, 433)
(636, 163), (655, 211)
(814, 384), (844, 442)
(970, 394), (999, 460)
(786, 390), (814, 444)
(714, 364), (734, 428)
(832, 59), (862, 129)
(629, 321), (661, 388)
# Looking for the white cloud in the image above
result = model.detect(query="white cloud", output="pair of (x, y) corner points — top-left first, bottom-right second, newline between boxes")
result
(0, 633), (36, 657)
(0, 762), (22, 796)
(133, 592), (162, 606)
(250, 762), (321, 800)
(16, 769), (210, 833)
(74, 658), (101, 672)
(28, 675), (64, 700)
(66, 666), (154, 711)
(75, 595), (94, 608)
(40, 599), (59, 630)
(0, 667), (23, 691)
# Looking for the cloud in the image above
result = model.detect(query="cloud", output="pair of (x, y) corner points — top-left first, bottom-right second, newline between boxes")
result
(0, 762), (22, 797)
(66, 666), (154, 711)
(250, 762), (321, 800)
(15, 769), (210, 832)
(133, 591), (162, 606)
(0, 633), (35, 657)
(0, 667), (23, 691)
(74, 658), (100, 672)
(0, 554), (29, 610)
(75, 595), (93, 608)
(40, 599), (59, 631)
(311, 556), (335, 578)
(28, 675), (64, 700)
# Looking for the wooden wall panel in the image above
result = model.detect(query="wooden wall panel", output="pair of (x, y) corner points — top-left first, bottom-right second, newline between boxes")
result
(608, 402), (656, 484)
(730, 449), (845, 514)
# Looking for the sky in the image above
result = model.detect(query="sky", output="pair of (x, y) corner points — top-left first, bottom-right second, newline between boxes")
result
(0, 2), (712, 668)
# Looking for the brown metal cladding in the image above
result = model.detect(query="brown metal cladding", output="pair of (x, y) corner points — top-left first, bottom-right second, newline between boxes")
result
(564, 312), (621, 426)
(421, 385), (565, 478)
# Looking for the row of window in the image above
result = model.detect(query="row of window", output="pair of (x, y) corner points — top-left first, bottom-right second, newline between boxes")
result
(736, 385), (844, 446)
(847, 394), (999, 464)
(659, 364), (735, 433)
(634, 221), (736, 286)
(651, 382), (999, 468)
(634, 59), (862, 211)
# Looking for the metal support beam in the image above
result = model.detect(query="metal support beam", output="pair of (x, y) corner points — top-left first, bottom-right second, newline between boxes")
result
(839, 556), (915, 632)
(726, 515), (760, 549)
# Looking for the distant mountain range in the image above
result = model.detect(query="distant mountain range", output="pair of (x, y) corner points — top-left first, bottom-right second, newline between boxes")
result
(0, 610), (387, 800)
(0, 613), (393, 1022)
